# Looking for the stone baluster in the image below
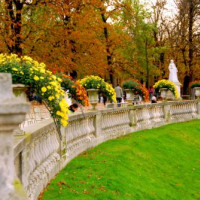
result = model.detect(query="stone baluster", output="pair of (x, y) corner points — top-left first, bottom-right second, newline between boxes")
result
(129, 107), (137, 127)
(192, 102), (196, 113)
(89, 116), (95, 134)
(135, 108), (141, 123)
(23, 125), (60, 200)
(0, 73), (29, 200)
(141, 108), (146, 122)
(95, 112), (102, 137)
(155, 106), (162, 120)
(197, 100), (200, 118)
(85, 118), (90, 136)
(164, 103), (171, 123)
(153, 106), (157, 119)
(124, 110), (130, 124)
(155, 106), (159, 119)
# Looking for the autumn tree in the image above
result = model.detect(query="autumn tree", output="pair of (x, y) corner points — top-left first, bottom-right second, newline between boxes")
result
(164, 0), (200, 93)
(2, 0), (199, 92)
(119, 0), (165, 87)
(0, 0), (28, 56)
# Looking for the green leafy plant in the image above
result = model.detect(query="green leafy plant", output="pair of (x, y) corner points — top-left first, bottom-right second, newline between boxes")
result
(122, 79), (149, 101)
(60, 74), (89, 106)
(80, 75), (116, 103)
(122, 80), (137, 90)
(153, 79), (179, 98)
(0, 53), (69, 127)
(190, 81), (200, 88)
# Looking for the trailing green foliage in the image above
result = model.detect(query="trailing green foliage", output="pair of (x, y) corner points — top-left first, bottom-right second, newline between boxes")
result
(0, 53), (69, 127)
(154, 79), (179, 98)
(190, 81), (200, 88)
(122, 79), (149, 101)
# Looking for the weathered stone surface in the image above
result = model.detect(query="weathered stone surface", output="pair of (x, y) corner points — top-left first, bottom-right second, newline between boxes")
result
(1, 72), (197, 200)
(0, 73), (29, 200)
(11, 99), (200, 200)
(197, 100), (200, 118)
(0, 73), (13, 103)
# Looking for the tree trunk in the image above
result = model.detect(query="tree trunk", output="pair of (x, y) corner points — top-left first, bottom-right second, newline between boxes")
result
(14, 1), (23, 56)
(64, 8), (77, 71)
(145, 38), (149, 88)
(101, 12), (114, 86)
(5, 0), (23, 56)
(188, 0), (194, 81)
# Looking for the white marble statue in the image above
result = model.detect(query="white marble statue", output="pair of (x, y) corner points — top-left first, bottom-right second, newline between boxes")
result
(169, 60), (179, 83)
(168, 60), (181, 98)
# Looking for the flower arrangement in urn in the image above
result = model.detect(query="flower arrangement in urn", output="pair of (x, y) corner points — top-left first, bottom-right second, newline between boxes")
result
(80, 75), (116, 103)
(0, 53), (69, 127)
(190, 80), (200, 98)
(61, 74), (89, 106)
(122, 79), (149, 102)
(189, 81), (200, 89)
(153, 79), (179, 99)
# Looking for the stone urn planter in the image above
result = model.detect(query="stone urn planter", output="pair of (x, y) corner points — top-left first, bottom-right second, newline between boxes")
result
(12, 84), (28, 102)
(125, 89), (134, 104)
(12, 84), (28, 135)
(194, 87), (200, 99)
(87, 89), (99, 110)
(166, 90), (175, 100)
(160, 88), (168, 101)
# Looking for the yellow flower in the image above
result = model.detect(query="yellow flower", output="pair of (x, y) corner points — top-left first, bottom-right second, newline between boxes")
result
(50, 81), (56, 86)
(40, 69), (45, 73)
(34, 75), (39, 81)
(154, 79), (179, 99)
(57, 78), (62, 82)
(40, 63), (46, 68)
(48, 96), (54, 101)
(12, 68), (18, 71)
(52, 75), (57, 80)
(0, 53), (70, 128)
(56, 111), (62, 116)
(56, 93), (60, 98)
(47, 70), (52, 75)
(61, 119), (68, 127)
(41, 87), (47, 93)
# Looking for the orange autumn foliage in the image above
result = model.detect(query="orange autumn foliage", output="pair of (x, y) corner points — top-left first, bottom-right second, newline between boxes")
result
(0, 0), (133, 83)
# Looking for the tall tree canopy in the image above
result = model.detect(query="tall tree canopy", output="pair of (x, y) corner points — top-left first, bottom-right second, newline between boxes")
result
(0, 0), (199, 90)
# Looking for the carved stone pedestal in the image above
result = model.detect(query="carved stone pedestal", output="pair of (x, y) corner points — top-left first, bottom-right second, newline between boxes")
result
(174, 81), (181, 99)
(0, 73), (29, 200)
(87, 89), (99, 110)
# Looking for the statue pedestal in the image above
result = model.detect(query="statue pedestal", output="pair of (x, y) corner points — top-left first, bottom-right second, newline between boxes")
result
(174, 82), (182, 99)
(168, 60), (182, 99)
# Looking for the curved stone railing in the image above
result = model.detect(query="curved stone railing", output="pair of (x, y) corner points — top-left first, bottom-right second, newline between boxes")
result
(14, 100), (200, 200)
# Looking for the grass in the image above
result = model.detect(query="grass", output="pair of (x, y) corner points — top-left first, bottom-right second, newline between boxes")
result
(41, 120), (200, 200)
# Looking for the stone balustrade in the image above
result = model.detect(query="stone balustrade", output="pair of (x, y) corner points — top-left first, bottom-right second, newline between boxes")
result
(13, 100), (200, 200)
(0, 73), (30, 200)
(15, 120), (60, 200)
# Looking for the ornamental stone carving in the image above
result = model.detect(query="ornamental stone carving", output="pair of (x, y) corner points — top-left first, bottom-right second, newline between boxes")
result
(0, 73), (29, 200)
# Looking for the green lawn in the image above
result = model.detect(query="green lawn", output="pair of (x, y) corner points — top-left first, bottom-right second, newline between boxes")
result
(41, 120), (200, 200)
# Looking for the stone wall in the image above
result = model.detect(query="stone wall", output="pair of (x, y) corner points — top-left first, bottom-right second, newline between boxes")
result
(14, 100), (200, 200)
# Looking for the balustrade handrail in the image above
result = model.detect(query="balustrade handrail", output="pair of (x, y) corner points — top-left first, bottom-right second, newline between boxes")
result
(13, 100), (200, 200)
(14, 119), (54, 158)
